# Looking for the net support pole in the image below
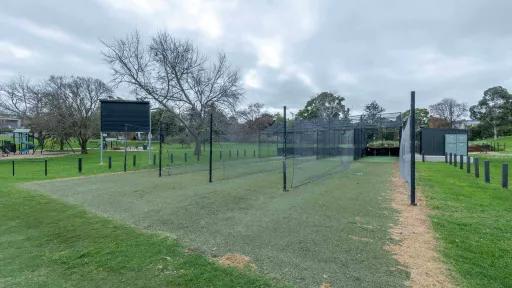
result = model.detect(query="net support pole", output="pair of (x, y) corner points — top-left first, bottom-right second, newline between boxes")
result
(100, 132), (104, 164)
(158, 123), (162, 177)
(209, 112), (213, 183)
(124, 124), (127, 172)
(148, 110), (152, 164)
(283, 105), (287, 192)
(410, 91), (417, 205)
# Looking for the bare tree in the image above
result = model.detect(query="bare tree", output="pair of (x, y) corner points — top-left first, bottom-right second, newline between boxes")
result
(0, 77), (50, 152)
(0, 76), (33, 123)
(429, 98), (468, 128)
(102, 31), (242, 156)
(48, 76), (112, 154)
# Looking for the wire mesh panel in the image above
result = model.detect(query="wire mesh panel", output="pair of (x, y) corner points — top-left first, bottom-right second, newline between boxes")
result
(285, 118), (354, 189)
(211, 118), (281, 181)
(399, 117), (411, 191)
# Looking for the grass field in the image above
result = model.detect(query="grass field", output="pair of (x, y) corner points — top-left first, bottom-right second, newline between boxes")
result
(470, 135), (512, 152)
(418, 159), (512, 287)
(22, 157), (408, 287)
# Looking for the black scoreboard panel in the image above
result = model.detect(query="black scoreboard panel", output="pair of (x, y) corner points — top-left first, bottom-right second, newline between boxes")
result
(100, 100), (150, 132)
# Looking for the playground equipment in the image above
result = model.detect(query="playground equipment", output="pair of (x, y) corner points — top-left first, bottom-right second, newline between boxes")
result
(12, 129), (34, 154)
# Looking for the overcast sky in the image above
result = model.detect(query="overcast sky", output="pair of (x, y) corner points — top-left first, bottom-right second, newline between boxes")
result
(1, 0), (512, 114)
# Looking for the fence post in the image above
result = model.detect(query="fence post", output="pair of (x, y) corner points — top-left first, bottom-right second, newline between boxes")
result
(209, 112), (213, 183)
(422, 153), (425, 162)
(459, 154), (463, 170)
(253, 149), (256, 157)
(484, 160), (490, 183)
(153, 153), (156, 166)
(449, 153), (452, 165)
(44, 159), (48, 176)
(171, 153), (174, 164)
(219, 150), (222, 160)
(502, 163), (508, 189)
(445, 152), (448, 163)
(185, 152), (187, 162)
(454, 153), (457, 167)
(474, 158), (480, 178)
(133, 155), (136, 167)
(78, 158), (82, 174)
(466, 155), (470, 174)
(108, 156), (112, 169)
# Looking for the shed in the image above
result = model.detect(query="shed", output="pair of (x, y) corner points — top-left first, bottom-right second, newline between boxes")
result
(419, 128), (468, 156)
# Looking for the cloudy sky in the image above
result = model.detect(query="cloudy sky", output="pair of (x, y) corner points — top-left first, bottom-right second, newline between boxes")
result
(1, 0), (512, 114)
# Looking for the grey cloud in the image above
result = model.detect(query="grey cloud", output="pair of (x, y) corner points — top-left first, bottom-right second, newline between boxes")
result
(1, 0), (512, 114)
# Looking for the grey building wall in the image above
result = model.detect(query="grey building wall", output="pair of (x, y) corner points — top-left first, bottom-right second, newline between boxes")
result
(420, 128), (467, 156)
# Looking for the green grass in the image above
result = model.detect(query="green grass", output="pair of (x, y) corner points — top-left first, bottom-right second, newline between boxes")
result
(0, 157), (292, 287)
(418, 160), (512, 287)
(22, 157), (408, 287)
(470, 135), (512, 152)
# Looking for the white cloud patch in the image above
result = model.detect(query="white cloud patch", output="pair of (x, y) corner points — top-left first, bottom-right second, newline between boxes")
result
(0, 41), (33, 61)
(248, 36), (284, 69)
(243, 69), (262, 89)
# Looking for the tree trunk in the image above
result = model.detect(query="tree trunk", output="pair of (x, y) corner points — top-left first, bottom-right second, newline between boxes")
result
(194, 137), (201, 156)
(80, 139), (88, 154)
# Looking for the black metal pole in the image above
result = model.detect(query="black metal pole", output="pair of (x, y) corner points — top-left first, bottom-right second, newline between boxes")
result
(466, 155), (470, 173)
(283, 105), (287, 192)
(159, 124), (162, 177)
(109, 156), (112, 169)
(449, 153), (452, 165)
(78, 158), (82, 174)
(475, 158), (480, 178)
(445, 152), (448, 163)
(209, 112), (213, 183)
(44, 159), (47, 176)
(502, 163), (508, 189)
(454, 153), (457, 167)
(124, 124), (127, 172)
(12, 160), (14, 176)
(459, 154), (463, 169)
(410, 91), (416, 205)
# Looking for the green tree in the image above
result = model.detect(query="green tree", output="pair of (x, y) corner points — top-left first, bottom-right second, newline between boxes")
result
(470, 86), (512, 139)
(402, 108), (429, 128)
(363, 100), (385, 124)
(297, 92), (349, 119)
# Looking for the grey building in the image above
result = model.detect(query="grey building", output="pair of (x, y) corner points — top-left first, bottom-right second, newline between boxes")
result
(0, 114), (21, 130)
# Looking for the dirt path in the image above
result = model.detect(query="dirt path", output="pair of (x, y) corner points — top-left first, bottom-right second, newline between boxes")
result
(387, 163), (455, 288)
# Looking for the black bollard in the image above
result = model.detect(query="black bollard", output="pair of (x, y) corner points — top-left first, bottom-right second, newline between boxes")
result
(502, 163), (509, 189)
(474, 158), (480, 178)
(460, 154), (463, 169)
(484, 160), (490, 183)
(108, 156), (112, 169)
(466, 155), (470, 173)
(449, 153), (453, 165)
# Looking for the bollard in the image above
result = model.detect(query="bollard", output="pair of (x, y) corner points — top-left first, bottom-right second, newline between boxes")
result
(44, 159), (48, 176)
(449, 153), (452, 165)
(454, 153), (457, 167)
(502, 163), (509, 189)
(460, 154), (463, 169)
(466, 155), (471, 173)
(108, 156), (112, 169)
(219, 150), (222, 160)
(422, 153), (425, 162)
(78, 158), (82, 173)
(185, 152), (187, 162)
(474, 158), (480, 178)
(12, 160), (15, 176)
(153, 153), (156, 166)
(484, 160), (490, 183)
(445, 152), (448, 163)
(171, 153), (174, 164)
(133, 155), (136, 167)
(253, 149), (256, 157)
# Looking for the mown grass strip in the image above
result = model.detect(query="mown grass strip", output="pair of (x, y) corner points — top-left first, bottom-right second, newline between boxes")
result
(418, 162), (512, 287)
